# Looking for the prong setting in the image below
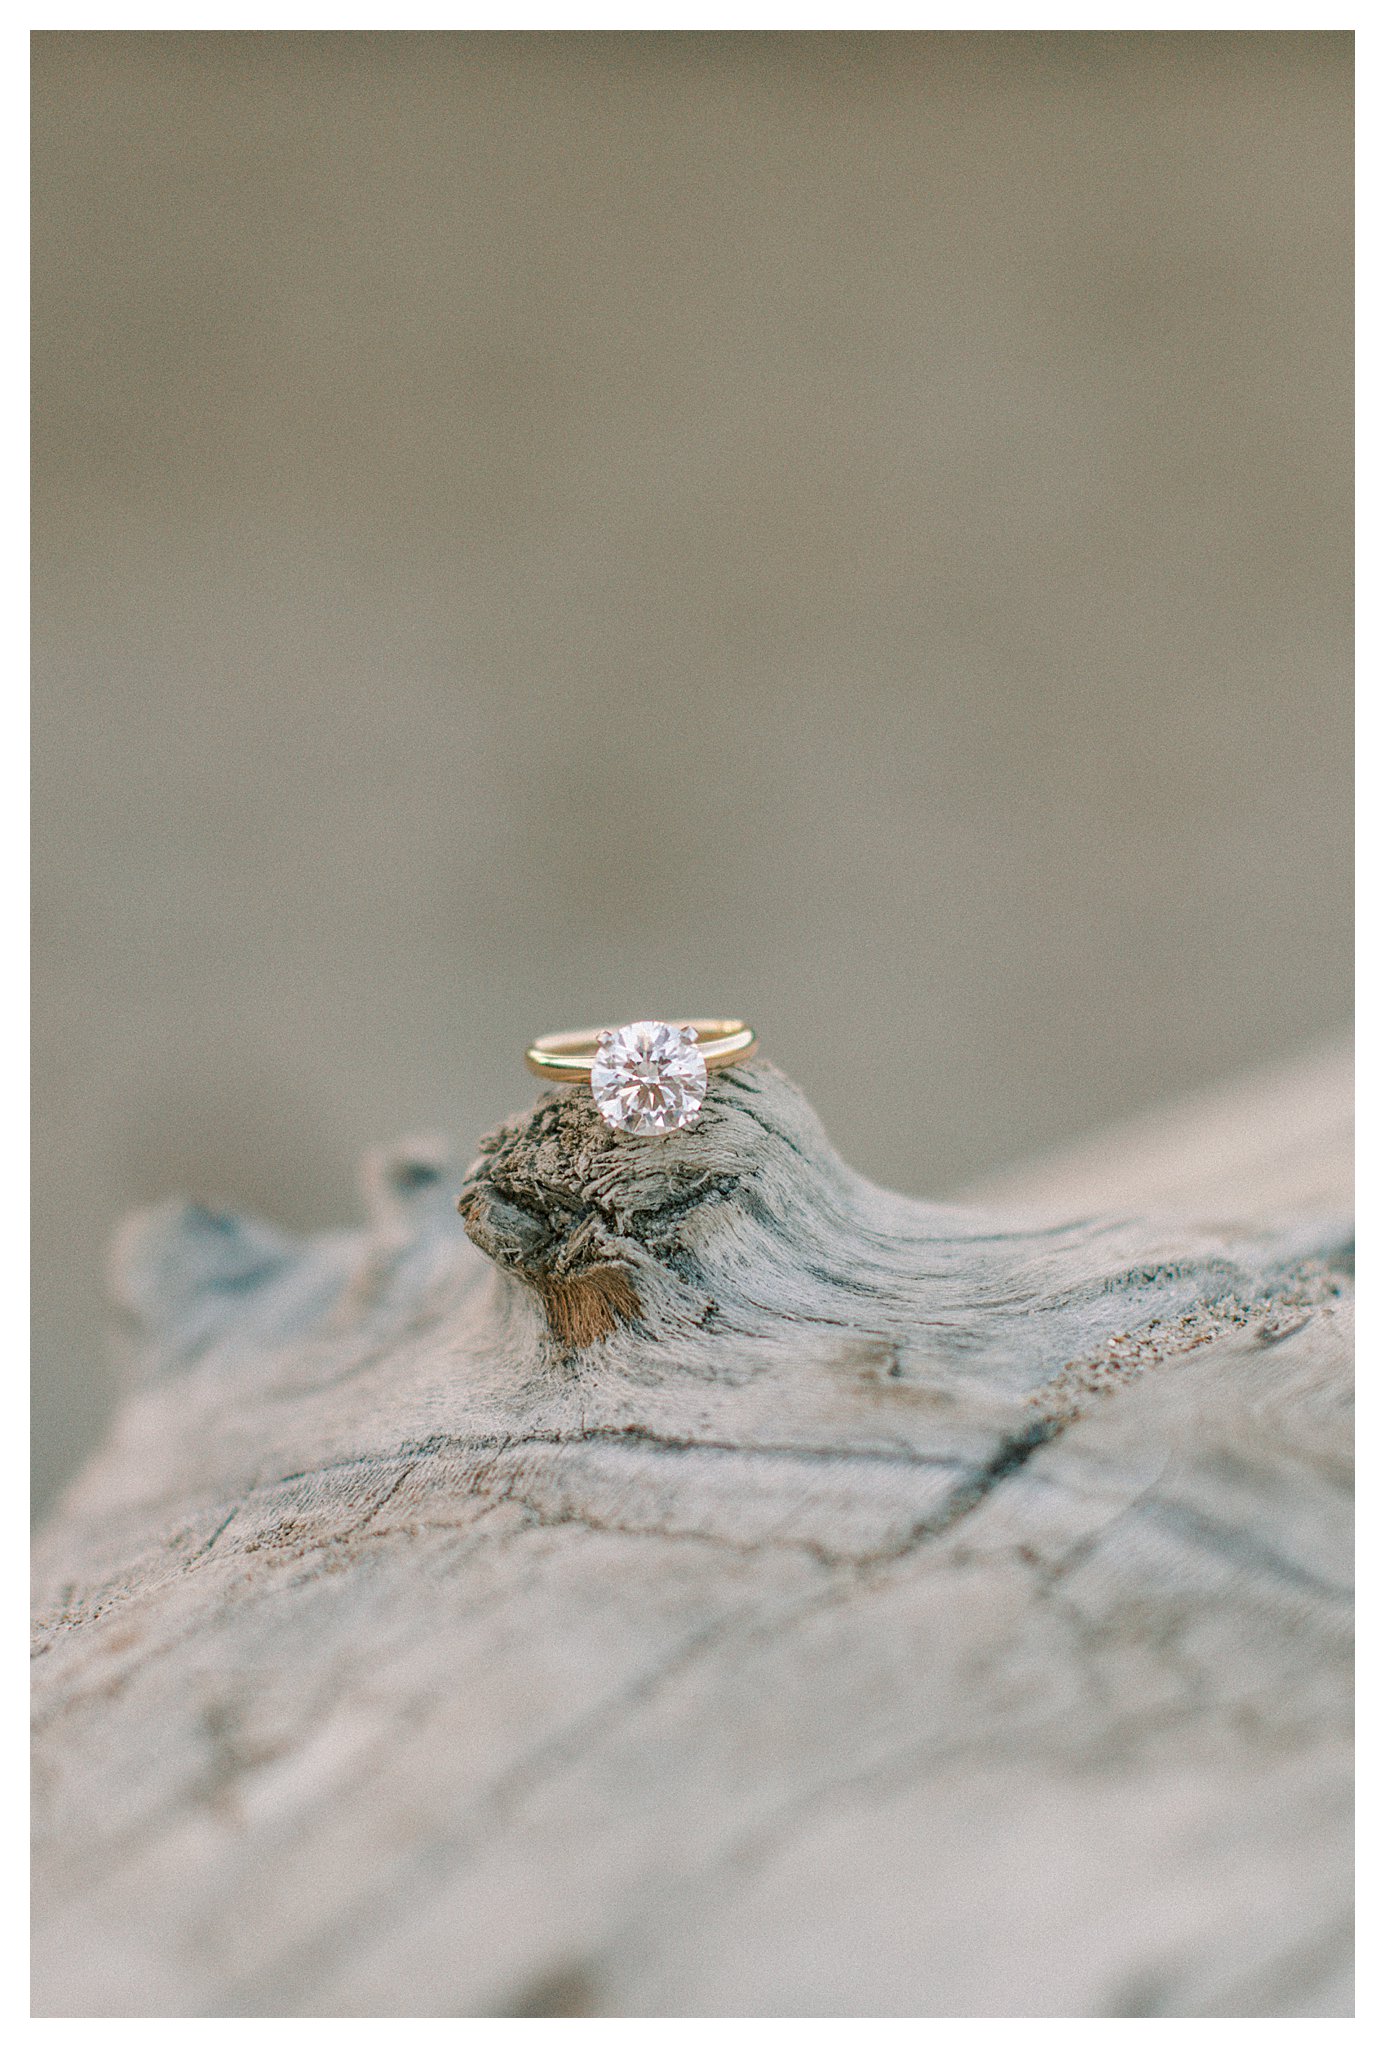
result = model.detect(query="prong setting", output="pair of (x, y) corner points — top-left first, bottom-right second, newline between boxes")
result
(589, 1020), (709, 1135)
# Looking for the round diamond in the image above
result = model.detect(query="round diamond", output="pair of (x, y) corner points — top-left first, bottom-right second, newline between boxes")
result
(590, 1021), (708, 1134)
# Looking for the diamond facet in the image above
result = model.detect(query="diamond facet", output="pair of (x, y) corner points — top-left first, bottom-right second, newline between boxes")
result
(590, 1020), (708, 1134)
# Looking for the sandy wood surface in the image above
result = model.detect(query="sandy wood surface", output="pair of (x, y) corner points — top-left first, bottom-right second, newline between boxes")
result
(32, 1045), (1352, 2016)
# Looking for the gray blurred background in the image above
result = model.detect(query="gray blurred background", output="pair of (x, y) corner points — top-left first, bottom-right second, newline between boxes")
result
(32, 31), (1352, 1514)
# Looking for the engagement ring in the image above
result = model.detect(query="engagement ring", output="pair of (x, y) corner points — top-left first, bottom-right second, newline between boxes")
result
(525, 1019), (757, 1135)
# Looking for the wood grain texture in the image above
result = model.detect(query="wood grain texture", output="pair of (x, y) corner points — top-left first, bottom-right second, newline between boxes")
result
(32, 1047), (1353, 2017)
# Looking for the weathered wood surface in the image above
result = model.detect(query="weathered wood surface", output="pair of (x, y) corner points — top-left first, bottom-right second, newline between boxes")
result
(32, 1043), (1353, 2017)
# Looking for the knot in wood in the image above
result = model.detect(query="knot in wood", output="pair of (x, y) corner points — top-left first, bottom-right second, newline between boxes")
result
(456, 1062), (819, 1346)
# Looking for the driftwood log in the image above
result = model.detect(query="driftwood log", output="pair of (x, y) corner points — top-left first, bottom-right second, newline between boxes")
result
(32, 1044), (1353, 2017)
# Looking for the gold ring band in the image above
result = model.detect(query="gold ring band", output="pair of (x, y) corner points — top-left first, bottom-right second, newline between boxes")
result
(525, 1018), (756, 1084)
